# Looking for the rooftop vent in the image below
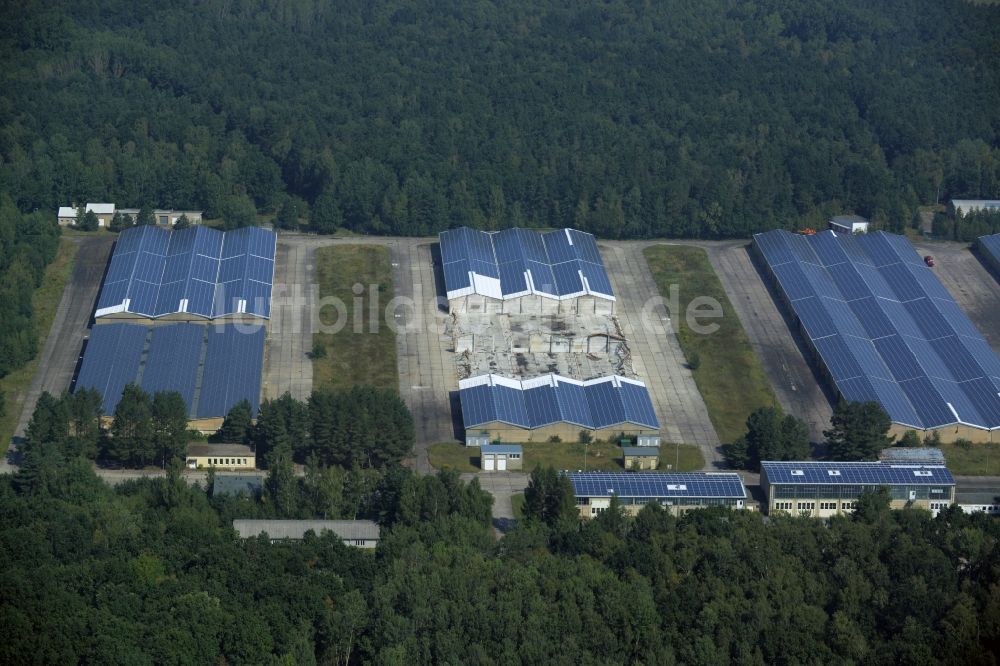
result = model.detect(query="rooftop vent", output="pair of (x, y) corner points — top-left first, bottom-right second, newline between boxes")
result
(827, 470), (841, 476)
(666, 484), (687, 491)
(913, 470), (933, 477)
(791, 470), (804, 476)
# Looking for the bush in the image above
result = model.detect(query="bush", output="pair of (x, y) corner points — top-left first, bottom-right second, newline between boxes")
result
(687, 350), (701, 371)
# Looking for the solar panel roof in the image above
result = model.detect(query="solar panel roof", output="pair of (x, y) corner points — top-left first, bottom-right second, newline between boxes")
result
(754, 229), (1000, 430)
(439, 227), (615, 301)
(760, 461), (955, 486)
(95, 225), (275, 319)
(459, 374), (658, 430)
(564, 472), (746, 499)
(980, 233), (1000, 272)
(74, 322), (264, 418)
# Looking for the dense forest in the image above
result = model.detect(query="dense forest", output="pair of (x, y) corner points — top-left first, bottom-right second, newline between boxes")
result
(2, 443), (999, 664)
(0, 196), (60, 381)
(2, 0), (999, 238)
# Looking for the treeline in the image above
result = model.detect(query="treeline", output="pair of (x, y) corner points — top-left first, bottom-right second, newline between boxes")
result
(2, 1), (999, 237)
(934, 208), (1000, 242)
(2, 449), (998, 664)
(0, 196), (60, 378)
(231, 387), (415, 470)
(29, 384), (414, 470)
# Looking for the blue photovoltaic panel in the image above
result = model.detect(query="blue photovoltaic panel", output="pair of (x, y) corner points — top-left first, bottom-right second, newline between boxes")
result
(551, 262), (584, 296)
(980, 234), (1000, 269)
(443, 260), (472, 292)
(494, 385), (531, 427)
(564, 472), (746, 499)
(524, 386), (562, 427)
(585, 380), (627, 428)
(74, 323), (148, 413)
(439, 227), (614, 301)
(580, 261), (614, 296)
(568, 229), (604, 265)
(619, 382), (659, 428)
(769, 262), (814, 302)
(460, 375), (660, 430)
(541, 230), (576, 264)
(830, 265), (870, 301)
(95, 225), (275, 319)
(498, 262), (528, 295)
(848, 297), (896, 339)
(753, 229), (1000, 430)
(554, 381), (593, 427)
(139, 324), (203, 410)
(460, 384), (497, 428)
(761, 461), (954, 486)
(196, 325), (265, 418)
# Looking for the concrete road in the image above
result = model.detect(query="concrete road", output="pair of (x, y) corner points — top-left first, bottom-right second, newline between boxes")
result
(391, 239), (456, 473)
(263, 239), (314, 401)
(11, 236), (114, 446)
(911, 240), (1000, 352)
(602, 242), (723, 468)
(706, 243), (833, 444)
(462, 471), (529, 533)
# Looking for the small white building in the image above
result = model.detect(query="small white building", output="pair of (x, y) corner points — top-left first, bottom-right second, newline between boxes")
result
(480, 444), (523, 471)
(829, 215), (869, 235)
(57, 203), (116, 227)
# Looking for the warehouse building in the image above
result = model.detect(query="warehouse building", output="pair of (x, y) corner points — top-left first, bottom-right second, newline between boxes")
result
(459, 373), (659, 442)
(74, 322), (265, 429)
(753, 229), (1000, 442)
(951, 200), (1000, 217)
(440, 227), (615, 314)
(233, 520), (380, 548)
(977, 233), (1000, 278)
(760, 461), (955, 517)
(565, 471), (747, 518)
(212, 474), (264, 498)
(95, 224), (275, 321)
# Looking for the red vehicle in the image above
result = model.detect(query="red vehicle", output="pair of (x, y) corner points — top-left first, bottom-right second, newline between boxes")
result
(924, 255), (935, 267)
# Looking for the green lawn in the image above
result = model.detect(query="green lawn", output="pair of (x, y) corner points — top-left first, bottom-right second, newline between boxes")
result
(511, 493), (525, 519)
(427, 441), (705, 473)
(312, 245), (398, 392)
(939, 441), (999, 476)
(0, 238), (78, 452)
(644, 245), (777, 444)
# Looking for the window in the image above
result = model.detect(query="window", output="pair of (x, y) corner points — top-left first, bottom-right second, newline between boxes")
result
(159, 215), (168, 225)
(509, 453), (520, 459)
(355, 540), (365, 546)
(820, 502), (837, 510)
(774, 502), (793, 511)
(797, 502), (815, 511)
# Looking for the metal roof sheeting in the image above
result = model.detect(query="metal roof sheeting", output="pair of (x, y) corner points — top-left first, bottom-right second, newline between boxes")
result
(96, 225), (276, 319)
(74, 322), (264, 418)
(459, 373), (659, 430)
(754, 229), (1000, 430)
(439, 227), (615, 301)
(565, 472), (746, 499)
(760, 461), (955, 486)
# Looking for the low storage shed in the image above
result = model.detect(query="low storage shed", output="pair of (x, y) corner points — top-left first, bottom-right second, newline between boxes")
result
(480, 444), (522, 471)
(186, 443), (256, 470)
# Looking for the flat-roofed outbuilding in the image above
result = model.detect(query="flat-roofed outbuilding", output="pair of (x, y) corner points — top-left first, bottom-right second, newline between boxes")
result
(233, 520), (380, 548)
(760, 461), (955, 517)
(565, 471), (747, 518)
